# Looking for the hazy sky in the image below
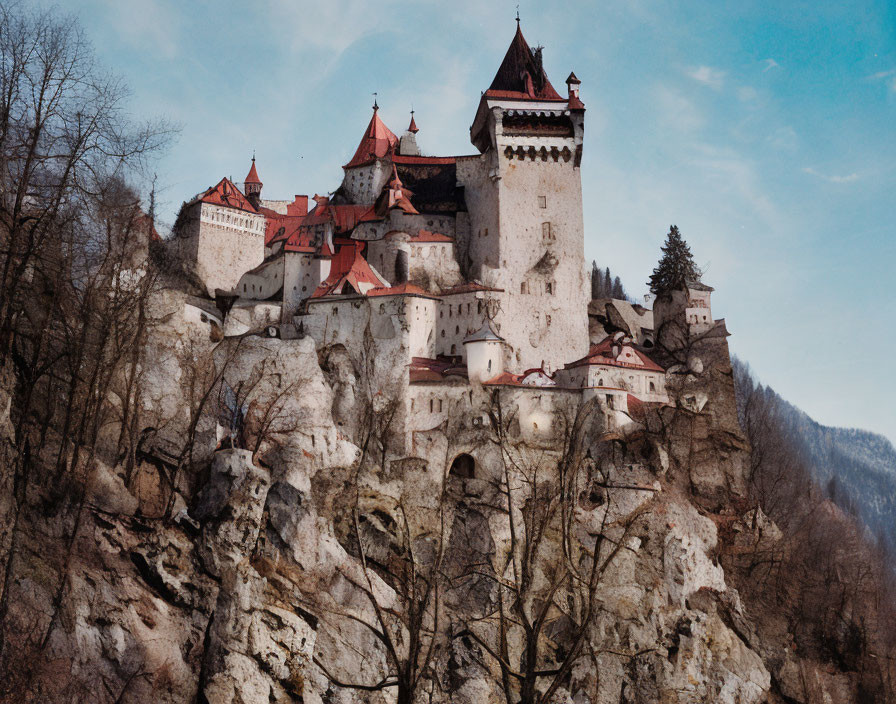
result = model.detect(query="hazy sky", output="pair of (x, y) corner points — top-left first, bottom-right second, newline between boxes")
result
(29, 0), (896, 443)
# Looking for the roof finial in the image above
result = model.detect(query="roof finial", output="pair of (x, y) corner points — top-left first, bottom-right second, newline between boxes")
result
(252, 150), (255, 162)
(372, 92), (378, 111)
(516, 4), (520, 24)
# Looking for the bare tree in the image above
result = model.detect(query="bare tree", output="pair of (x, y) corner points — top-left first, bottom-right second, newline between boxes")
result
(451, 391), (649, 704)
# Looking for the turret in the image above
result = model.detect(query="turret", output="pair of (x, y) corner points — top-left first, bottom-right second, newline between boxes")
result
(244, 156), (262, 209)
(463, 322), (505, 382)
(399, 110), (420, 156)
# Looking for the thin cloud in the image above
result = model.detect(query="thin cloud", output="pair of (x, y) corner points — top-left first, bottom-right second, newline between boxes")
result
(688, 65), (725, 90)
(803, 167), (859, 183)
(762, 58), (780, 72)
(653, 85), (705, 131)
(866, 69), (896, 93)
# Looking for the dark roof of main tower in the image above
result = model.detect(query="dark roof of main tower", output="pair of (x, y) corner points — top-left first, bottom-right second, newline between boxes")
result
(485, 24), (564, 101)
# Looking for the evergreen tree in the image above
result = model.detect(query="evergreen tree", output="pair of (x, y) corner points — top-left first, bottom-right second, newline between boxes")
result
(612, 276), (624, 299)
(648, 225), (701, 295)
(591, 261), (600, 299)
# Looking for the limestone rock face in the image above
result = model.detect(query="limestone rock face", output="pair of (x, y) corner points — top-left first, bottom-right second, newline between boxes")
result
(0, 317), (829, 704)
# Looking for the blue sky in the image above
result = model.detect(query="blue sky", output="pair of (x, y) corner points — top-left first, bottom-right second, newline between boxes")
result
(31, 0), (896, 443)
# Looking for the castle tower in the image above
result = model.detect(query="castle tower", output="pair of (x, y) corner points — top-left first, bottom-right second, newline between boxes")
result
(399, 110), (420, 156)
(459, 22), (589, 371)
(244, 156), (263, 209)
(342, 101), (399, 203)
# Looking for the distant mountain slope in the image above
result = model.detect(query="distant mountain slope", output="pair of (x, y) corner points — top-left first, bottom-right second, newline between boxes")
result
(757, 386), (896, 554)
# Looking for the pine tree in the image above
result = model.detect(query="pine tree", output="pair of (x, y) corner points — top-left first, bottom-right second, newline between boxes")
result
(648, 225), (701, 295)
(612, 276), (624, 299)
(591, 261), (600, 299)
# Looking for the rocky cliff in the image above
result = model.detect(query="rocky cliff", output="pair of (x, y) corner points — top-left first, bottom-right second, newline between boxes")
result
(0, 288), (890, 703)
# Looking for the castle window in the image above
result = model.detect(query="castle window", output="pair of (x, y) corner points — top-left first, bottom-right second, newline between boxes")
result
(649, 381), (656, 393)
(546, 315), (551, 326)
(542, 222), (552, 241)
(451, 345), (456, 354)
(455, 326), (459, 334)
(546, 282), (553, 295)
(438, 400), (443, 412)
(520, 282), (528, 294)
(243, 284), (247, 292)
(538, 196), (546, 208)
(440, 310), (443, 318)
(484, 228), (488, 237)
(487, 359), (492, 373)
(606, 394), (615, 409)
(333, 307), (338, 315)
(430, 399), (434, 413)
(477, 301), (482, 314)
(449, 305), (452, 317)
(441, 330), (445, 337)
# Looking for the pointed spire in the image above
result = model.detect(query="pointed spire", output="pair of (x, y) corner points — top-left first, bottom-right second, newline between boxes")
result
(344, 102), (399, 169)
(407, 109), (419, 134)
(484, 22), (563, 100)
(244, 154), (262, 186)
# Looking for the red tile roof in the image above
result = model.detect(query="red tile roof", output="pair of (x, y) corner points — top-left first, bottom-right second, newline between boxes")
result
(565, 338), (665, 373)
(193, 177), (258, 213)
(245, 158), (262, 185)
(485, 24), (564, 102)
(439, 282), (503, 296)
(407, 112), (419, 134)
(406, 229), (452, 243)
(409, 356), (468, 383)
(391, 155), (457, 165)
(368, 282), (432, 297)
(312, 240), (387, 297)
(382, 165), (419, 214)
(344, 106), (399, 169)
(268, 198), (380, 251)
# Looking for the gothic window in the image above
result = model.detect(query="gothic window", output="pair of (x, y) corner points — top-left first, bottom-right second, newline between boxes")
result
(538, 196), (547, 208)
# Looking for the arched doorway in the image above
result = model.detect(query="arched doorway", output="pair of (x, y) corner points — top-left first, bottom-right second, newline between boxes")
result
(449, 453), (475, 479)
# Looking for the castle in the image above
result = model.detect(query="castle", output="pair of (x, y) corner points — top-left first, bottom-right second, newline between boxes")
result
(172, 22), (718, 451)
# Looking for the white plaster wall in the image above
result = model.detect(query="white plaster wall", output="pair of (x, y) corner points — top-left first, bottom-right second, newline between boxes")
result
(193, 203), (266, 294)
(342, 160), (390, 203)
(283, 253), (331, 315)
(436, 292), (493, 359)
(235, 257), (284, 301)
(466, 340), (503, 381)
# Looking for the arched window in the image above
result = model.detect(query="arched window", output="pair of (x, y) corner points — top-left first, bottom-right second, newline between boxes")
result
(450, 345), (456, 354)
(429, 398), (434, 413)
(649, 381), (656, 393)
(449, 454), (475, 479)
(487, 359), (492, 373)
